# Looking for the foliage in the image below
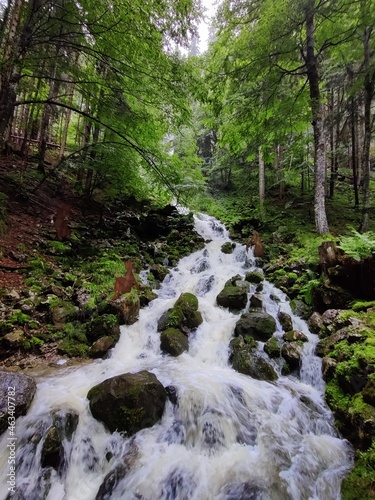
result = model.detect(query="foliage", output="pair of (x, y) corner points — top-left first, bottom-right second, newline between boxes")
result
(338, 228), (375, 261)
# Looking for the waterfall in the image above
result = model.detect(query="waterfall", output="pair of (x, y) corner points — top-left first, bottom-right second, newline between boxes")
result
(0, 213), (353, 500)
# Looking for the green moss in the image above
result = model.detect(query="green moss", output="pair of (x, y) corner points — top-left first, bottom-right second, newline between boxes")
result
(47, 240), (72, 255)
(7, 310), (30, 325)
(58, 337), (89, 357)
(342, 441), (375, 500)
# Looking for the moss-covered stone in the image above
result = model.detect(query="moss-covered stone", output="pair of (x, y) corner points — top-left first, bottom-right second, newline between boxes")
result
(87, 371), (167, 435)
(221, 242), (236, 254)
(245, 271), (264, 284)
(234, 312), (276, 341)
(216, 285), (248, 311)
(160, 328), (189, 356)
(264, 337), (281, 358)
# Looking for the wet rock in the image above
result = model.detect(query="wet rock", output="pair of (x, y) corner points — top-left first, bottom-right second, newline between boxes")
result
(89, 336), (115, 358)
(216, 286), (248, 312)
(161, 467), (197, 499)
(307, 311), (323, 334)
(290, 299), (311, 319)
(283, 330), (308, 342)
(281, 341), (302, 371)
(149, 264), (169, 281)
(160, 328), (189, 356)
(139, 287), (158, 307)
(158, 293), (202, 334)
(41, 426), (63, 469)
(322, 357), (337, 381)
(218, 482), (264, 500)
(221, 242), (236, 254)
(95, 442), (139, 499)
(249, 293), (262, 309)
(277, 311), (293, 332)
(0, 371), (37, 435)
(190, 258), (210, 274)
(245, 271), (264, 284)
(196, 275), (215, 296)
(88, 371), (167, 435)
(165, 385), (178, 405)
(264, 337), (281, 358)
(234, 312), (276, 341)
(230, 336), (278, 382)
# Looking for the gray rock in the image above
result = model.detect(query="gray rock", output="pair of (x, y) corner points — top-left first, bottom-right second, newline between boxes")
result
(0, 371), (37, 435)
(278, 311), (293, 332)
(216, 286), (248, 312)
(281, 342), (302, 371)
(307, 311), (323, 334)
(234, 312), (276, 341)
(160, 328), (189, 356)
(283, 330), (308, 342)
(89, 337), (115, 358)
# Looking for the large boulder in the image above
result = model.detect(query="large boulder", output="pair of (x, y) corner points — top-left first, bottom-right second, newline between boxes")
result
(0, 371), (37, 435)
(108, 291), (140, 325)
(216, 286), (248, 312)
(234, 312), (276, 341)
(87, 371), (167, 435)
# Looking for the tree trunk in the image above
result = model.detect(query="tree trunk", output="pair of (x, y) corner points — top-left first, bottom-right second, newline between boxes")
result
(258, 146), (265, 206)
(351, 95), (360, 207)
(360, 25), (373, 232)
(0, 0), (23, 150)
(305, 1), (329, 234)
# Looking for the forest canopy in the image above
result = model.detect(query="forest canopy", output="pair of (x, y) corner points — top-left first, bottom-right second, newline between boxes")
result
(0, 0), (374, 232)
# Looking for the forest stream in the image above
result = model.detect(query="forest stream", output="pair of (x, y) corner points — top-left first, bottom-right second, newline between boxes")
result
(0, 214), (353, 500)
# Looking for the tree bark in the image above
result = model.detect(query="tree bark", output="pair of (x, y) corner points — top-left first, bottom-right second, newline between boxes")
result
(360, 25), (373, 232)
(305, 1), (330, 234)
(258, 146), (265, 206)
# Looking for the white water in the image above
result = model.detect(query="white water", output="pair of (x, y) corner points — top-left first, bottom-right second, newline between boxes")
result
(0, 213), (353, 500)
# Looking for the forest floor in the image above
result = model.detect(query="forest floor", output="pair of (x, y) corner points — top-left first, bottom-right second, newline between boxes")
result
(0, 155), (83, 291)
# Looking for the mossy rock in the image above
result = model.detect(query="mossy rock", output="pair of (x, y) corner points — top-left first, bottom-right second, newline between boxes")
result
(160, 328), (189, 356)
(264, 337), (281, 358)
(230, 337), (278, 382)
(245, 271), (264, 284)
(283, 330), (308, 342)
(89, 336), (116, 358)
(157, 307), (185, 332)
(221, 242), (236, 254)
(175, 292), (199, 314)
(57, 338), (89, 357)
(86, 314), (120, 342)
(234, 312), (276, 341)
(216, 285), (248, 312)
(87, 370), (167, 435)
(278, 311), (293, 332)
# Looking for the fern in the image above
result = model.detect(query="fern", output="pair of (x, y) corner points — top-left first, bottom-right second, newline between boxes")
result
(338, 227), (375, 261)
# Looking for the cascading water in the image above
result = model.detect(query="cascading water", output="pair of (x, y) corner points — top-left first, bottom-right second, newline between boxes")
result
(0, 213), (353, 500)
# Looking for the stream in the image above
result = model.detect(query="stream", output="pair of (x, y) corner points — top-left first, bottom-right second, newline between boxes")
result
(0, 213), (353, 499)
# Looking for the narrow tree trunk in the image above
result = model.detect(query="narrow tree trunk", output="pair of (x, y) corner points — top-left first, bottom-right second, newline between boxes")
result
(360, 25), (373, 232)
(351, 95), (360, 207)
(258, 146), (265, 207)
(0, 0), (23, 149)
(305, 1), (329, 234)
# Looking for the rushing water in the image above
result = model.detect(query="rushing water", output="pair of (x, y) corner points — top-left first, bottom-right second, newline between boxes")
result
(0, 214), (353, 500)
